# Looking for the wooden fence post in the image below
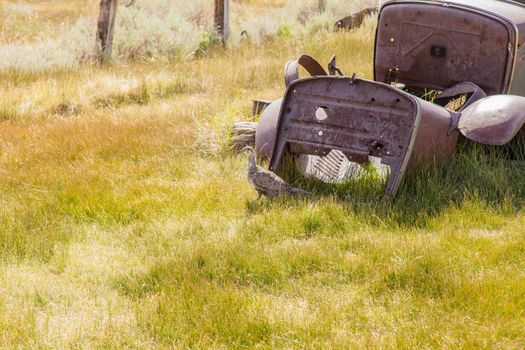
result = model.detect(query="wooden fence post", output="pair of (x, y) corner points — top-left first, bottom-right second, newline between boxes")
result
(214, 0), (230, 43)
(318, 0), (326, 13)
(97, 0), (118, 64)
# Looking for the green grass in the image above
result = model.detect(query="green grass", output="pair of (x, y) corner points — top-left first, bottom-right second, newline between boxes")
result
(0, 6), (523, 349)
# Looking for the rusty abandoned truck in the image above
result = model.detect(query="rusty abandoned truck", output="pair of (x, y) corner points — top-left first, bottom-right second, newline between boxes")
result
(252, 0), (525, 198)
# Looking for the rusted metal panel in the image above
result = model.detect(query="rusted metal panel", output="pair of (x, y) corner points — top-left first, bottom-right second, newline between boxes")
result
(509, 44), (525, 96)
(435, 82), (487, 111)
(376, 0), (525, 96)
(285, 55), (328, 87)
(252, 99), (272, 116)
(409, 98), (459, 166)
(376, 1), (518, 95)
(267, 76), (459, 198)
(434, 0), (525, 40)
(255, 98), (282, 159)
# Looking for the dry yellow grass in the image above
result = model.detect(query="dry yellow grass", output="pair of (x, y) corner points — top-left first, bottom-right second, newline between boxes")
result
(0, 1), (524, 349)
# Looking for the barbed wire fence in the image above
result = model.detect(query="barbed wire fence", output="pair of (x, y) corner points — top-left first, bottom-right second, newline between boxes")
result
(96, 0), (232, 63)
(95, 0), (361, 64)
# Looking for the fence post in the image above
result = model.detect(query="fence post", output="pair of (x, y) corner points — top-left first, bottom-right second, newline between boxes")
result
(214, 0), (230, 43)
(96, 0), (118, 64)
(318, 0), (326, 13)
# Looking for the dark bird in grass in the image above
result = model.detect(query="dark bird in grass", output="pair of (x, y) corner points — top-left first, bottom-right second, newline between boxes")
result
(243, 146), (311, 199)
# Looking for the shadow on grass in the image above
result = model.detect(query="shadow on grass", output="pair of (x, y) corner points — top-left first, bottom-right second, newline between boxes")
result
(247, 138), (525, 229)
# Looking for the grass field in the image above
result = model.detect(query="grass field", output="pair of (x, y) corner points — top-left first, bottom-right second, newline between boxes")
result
(0, 0), (524, 349)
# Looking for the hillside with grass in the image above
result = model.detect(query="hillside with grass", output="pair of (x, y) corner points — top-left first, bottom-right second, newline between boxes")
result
(0, 0), (524, 349)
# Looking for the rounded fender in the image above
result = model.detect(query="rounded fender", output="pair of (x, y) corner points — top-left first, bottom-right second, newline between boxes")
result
(459, 95), (525, 146)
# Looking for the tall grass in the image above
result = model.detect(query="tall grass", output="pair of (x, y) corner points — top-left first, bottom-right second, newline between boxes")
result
(0, 2), (523, 349)
(0, 0), (377, 71)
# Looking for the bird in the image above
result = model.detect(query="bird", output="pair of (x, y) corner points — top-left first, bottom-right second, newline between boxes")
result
(242, 146), (311, 199)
